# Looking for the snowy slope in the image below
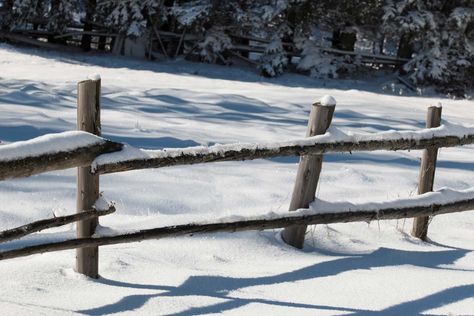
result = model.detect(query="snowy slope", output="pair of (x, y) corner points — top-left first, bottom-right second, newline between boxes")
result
(0, 43), (473, 315)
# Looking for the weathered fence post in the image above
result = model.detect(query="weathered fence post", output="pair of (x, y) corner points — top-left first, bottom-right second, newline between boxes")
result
(76, 76), (101, 278)
(411, 105), (442, 240)
(281, 96), (336, 249)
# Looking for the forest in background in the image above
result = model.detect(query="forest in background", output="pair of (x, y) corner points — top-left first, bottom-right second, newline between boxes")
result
(0, 0), (473, 97)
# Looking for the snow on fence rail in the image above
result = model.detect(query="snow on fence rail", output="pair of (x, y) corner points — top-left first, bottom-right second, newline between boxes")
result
(92, 122), (474, 175)
(0, 78), (473, 278)
(0, 187), (473, 262)
(0, 123), (473, 180)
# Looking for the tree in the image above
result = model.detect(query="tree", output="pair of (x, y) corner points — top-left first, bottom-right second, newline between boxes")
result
(383, 0), (474, 96)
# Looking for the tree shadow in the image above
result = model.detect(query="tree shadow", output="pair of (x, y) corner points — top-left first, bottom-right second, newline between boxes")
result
(0, 42), (439, 97)
(351, 284), (474, 315)
(77, 245), (472, 315)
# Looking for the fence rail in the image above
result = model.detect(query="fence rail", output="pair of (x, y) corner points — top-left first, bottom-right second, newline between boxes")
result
(1, 125), (473, 180)
(0, 78), (473, 278)
(0, 188), (473, 262)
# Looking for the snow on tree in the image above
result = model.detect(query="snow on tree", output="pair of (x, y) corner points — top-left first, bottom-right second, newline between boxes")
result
(8, 0), (47, 29)
(170, 0), (211, 31)
(198, 27), (232, 63)
(297, 37), (340, 79)
(47, 0), (80, 33)
(99, 0), (165, 37)
(259, 36), (288, 77)
(7, 0), (79, 33)
(383, 0), (474, 96)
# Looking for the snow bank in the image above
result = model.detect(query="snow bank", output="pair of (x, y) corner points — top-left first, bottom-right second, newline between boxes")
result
(92, 121), (474, 170)
(0, 131), (104, 162)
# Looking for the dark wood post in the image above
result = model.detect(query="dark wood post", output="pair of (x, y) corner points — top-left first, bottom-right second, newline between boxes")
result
(76, 77), (101, 278)
(281, 97), (336, 249)
(411, 105), (442, 240)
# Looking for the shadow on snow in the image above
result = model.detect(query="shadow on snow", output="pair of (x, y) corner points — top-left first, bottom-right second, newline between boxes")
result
(77, 242), (473, 315)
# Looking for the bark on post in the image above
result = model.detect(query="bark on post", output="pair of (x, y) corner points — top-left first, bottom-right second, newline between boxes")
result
(411, 105), (442, 240)
(76, 77), (101, 278)
(281, 97), (336, 248)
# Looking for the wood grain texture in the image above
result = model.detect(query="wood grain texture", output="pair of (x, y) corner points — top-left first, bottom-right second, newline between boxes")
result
(412, 106), (442, 240)
(94, 134), (474, 175)
(281, 102), (335, 248)
(76, 79), (101, 278)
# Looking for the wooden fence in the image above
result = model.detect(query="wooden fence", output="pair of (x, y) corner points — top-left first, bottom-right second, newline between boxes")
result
(0, 78), (473, 278)
(0, 23), (409, 66)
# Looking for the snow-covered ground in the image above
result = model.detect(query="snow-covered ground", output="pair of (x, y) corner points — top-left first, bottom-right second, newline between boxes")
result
(0, 43), (473, 315)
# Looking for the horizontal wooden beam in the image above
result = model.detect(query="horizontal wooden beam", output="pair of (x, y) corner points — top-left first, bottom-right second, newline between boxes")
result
(1, 129), (472, 180)
(0, 196), (472, 261)
(95, 133), (474, 175)
(0, 205), (115, 243)
(54, 31), (118, 39)
(0, 31), (83, 53)
(0, 139), (122, 181)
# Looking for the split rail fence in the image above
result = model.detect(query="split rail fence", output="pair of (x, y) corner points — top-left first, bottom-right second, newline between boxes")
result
(0, 78), (473, 278)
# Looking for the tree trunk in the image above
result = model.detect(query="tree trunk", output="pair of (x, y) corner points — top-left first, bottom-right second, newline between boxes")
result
(0, 0), (13, 30)
(397, 34), (413, 73)
(332, 30), (357, 51)
(81, 0), (96, 51)
(47, 0), (59, 43)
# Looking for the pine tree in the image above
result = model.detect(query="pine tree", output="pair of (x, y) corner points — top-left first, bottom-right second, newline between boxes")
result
(383, 0), (474, 96)
(9, 0), (47, 29)
(47, 0), (79, 33)
(98, 0), (165, 37)
(259, 36), (288, 77)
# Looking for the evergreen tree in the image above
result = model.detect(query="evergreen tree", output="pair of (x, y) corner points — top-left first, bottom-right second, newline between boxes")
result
(383, 0), (474, 96)
(98, 0), (165, 37)
(259, 36), (288, 77)
(9, 0), (47, 29)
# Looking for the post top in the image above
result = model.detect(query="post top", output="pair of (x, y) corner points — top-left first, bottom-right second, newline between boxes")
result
(316, 95), (337, 107)
(431, 102), (442, 109)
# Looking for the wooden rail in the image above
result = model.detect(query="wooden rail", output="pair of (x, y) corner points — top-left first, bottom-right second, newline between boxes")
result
(94, 133), (474, 174)
(0, 138), (122, 180)
(0, 191), (472, 261)
(1, 129), (472, 180)
(0, 206), (115, 243)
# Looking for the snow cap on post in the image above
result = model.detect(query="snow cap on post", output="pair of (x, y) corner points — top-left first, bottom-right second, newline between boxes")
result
(318, 95), (337, 107)
(433, 102), (442, 108)
(87, 73), (101, 81)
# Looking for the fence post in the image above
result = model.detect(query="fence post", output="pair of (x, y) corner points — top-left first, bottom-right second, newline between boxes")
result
(281, 96), (336, 249)
(76, 77), (101, 278)
(411, 105), (442, 240)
